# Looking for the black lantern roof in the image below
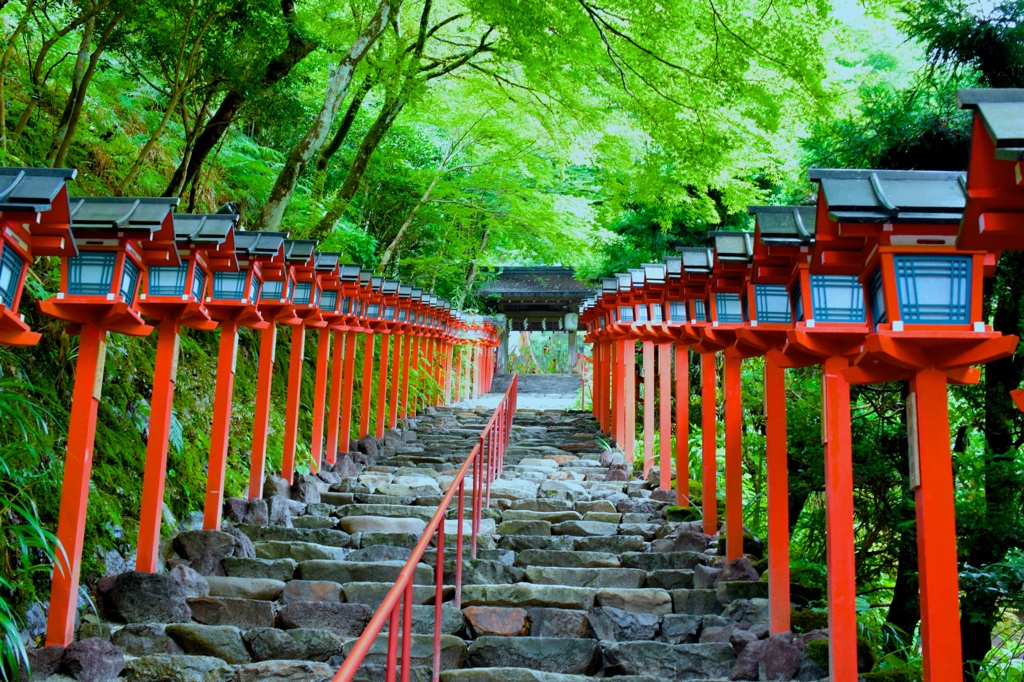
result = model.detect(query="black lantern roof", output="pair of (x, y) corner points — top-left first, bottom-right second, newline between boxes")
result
(748, 206), (816, 245)
(677, 247), (714, 273)
(173, 213), (236, 245)
(957, 89), (1024, 160)
(283, 239), (316, 263)
(642, 263), (667, 284)
(383, 279), (399, 295)
(628, 269), (645, 287)
(68, 197), (178, 231)
(601, 278), (617, 295)
(808, 169), (967, 224)
(615, 273), (632, 292)
(371, 276), (383, 291)
(0, 167), (77, 213)
(666, 257), (682, 278)
(710, 231), (754, 262)
(398, 285), (412, 298)
(339, 264), (361, 281)
(411, 287), (423, 300)
(234, 231), (285, 257)
(359, 270), (372, 287)
(314, 252), (341, 271)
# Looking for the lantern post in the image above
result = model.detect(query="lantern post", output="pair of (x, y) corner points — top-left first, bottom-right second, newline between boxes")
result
(135, 208), (237, 570)
(41, 196), (177, 647)
(0, 167), (77, 346)
(325, 264), (363, 460)
(248, 233), (295, 498)
(388, 283), (410, 427)
(309, 254), (344, 467)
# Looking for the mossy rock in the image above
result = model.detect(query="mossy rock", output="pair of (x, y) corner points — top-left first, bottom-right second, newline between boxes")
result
(790, 609), (828, 634)
(665, 505), (701, 522)
(857, 636), (876, 673)
(806, 639), (829, 670)
(860, 669), (914, 682)
(716, 531), (764, 558)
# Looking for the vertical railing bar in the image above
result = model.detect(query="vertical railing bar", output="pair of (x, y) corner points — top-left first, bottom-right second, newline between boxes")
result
(456, 479), (465, 608)
(401, 581), (413, 682)
(432, 522), (444, 682)
(386, 604), (399, 682)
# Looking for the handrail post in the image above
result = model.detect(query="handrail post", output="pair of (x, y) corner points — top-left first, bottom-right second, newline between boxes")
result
(433, 521), (444, 681)
(386, 606), (399, 682)
(456, 480), (465, 608)
(401, 581), (413, 682)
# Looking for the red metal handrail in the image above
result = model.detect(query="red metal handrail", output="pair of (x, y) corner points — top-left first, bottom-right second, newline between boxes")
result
(333, 374), (519, 682)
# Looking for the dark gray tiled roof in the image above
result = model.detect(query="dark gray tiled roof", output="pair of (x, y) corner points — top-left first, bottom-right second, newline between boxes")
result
(0, 167), (77, 213)
(173, 213), (235, 245)
(283, 239), (316, 263)
(234, 231), (285, 257)
(710, 231), (754, 262)
(808, 169), (966, 224)
(314, 252), (341, 271)
(68, 197), (178, 231)
(478, 266), (592, 298)
(676, 247), (714, 273)
(958, 89), (1024, 159)
(749, 206), (816, 244)
(339, 264), (362, 281)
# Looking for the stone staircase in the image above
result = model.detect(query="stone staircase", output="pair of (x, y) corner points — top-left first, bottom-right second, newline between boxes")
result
(28, 407), (829, 682)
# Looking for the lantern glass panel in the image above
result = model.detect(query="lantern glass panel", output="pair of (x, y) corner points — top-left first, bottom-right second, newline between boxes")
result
(792, 285), (804, 322)
(294, 281), (313, 306)
(399, 309), (407, 322)
(715, 293), (743, 323)
(120, 258), (140, 304)
(893, 255), (970, 324)
(320, 290), (338, 312)
(263, 280), (284, 300)
(148, 265), (188, 297)
(212, 271), (247, 300)
(651, 304), (663, 323)
(248, 275), (259, 303)
(754, 284), (791, 323)
(809, 275), (865, 323)
(287, 280), (294, 302)
(618, 306), (634, 322)
(669, 301), (686, 323)
(68, 252), (116, 295)
(367, 303), (380, 318)
(636, 304), (649, 323)
(385, 305), (396, 320)
(868, 266), (887, 328)
(691, 299), (707, 322)
(599, 317), (605, 329)
(0, 245), (25, 308)
(193, 268), (207, 300)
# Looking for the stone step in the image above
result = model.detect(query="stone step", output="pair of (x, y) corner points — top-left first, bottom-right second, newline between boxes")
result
(465, 637), (601, 675)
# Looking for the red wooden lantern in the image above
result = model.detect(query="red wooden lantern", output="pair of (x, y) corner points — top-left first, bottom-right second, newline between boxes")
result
(42, 196), (178, 647)
(0, 167), (77, 345)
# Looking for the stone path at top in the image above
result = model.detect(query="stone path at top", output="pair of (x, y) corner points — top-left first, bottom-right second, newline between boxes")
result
(37, 406), (829, 681)
(462, 375), (583, 411)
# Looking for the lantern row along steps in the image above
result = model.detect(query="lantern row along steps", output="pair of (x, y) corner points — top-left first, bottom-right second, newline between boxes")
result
(35, 407), (825, 682)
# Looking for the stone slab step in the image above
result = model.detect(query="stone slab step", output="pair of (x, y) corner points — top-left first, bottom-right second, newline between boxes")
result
(465, 637), (601, 675)
(296, 559), (434, 585)
(524, 566), (646, 589)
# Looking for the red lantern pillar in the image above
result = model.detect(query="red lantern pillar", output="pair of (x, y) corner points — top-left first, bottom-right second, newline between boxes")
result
(401, 333), (414, 418)
(249, 324), (277, 498)
(642, 340), (655, 477)
(280, 323), (305, 481)
(309, 327), (332, 470)
(408, 334), (419, 416)
(389, 331), (403, 427)
(203, 321), (240, 529)
(375, 332), (390, 437)
(622, 339), (636, 462)
(675, 344), (690, 506)
(453, 344), (463, 403)
(723, 351), (743, 560)
(359, 332), (375, 437)
(700, 351), (717, 535)
(324, 329), (346, 465)
(764, 354), (790, 634)
(658, 342), (672, 490)
(338, 330), (358, 452)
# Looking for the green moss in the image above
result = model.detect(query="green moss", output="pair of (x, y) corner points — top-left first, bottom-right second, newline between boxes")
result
(805, 639), (829, 670)
(790, 609), (829, 634)
(666, 505), (701, 522)
(860, 670), (913, 682)
(857, 636), (877, 673)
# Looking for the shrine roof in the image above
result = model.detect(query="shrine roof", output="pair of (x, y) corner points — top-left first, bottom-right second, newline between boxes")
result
(676, 247), (714, 273)
(172, 213), (236, 245)
(68, 197), (178, 232)
(710, 231), (754, 262)
(808, 169), (967, 224)
(748, 206), (817, 244)
(314, 252), (341, 271)
(0, 167), (77, 213)
(234, 231), (285, 257)
(283, 239), (316, 263)
(478, 266), (591, 299)
(958, 88), (1024, 159)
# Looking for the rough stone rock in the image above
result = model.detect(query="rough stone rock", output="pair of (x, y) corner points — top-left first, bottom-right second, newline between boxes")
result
(291, 516), (337, 530)
(575, 535), (645, 554)
(651, 532), (710, 553)
(588, 606), (658, 642)
(649, 488), (677, 503)
(501, 510), (582, 524)
(222, 498), (248, 524)
(232, 660), (335, 682)
(466, 637), (601, 675)
(496, 520), (552, 536)
(222, 557), (296, 582)
(332, 454), (361, 479)
(730, 638), (769, 680)
(188, 553), (226, 576)
(444, 560), (524, 586)
(576, 500), (617, 514)
(645, 569), (694, 591)
(24, 645), (65, 680)
(356, 435), (379, 457)
(551, 520), (618, 537)
(204, 576), (285, 601)
(511, 499), (574, 513)
(660, 614), (702, 644)
(339, 632), (466, 671)
(242, 498), (268, 526)
(120, 654), (233, 682)
(730, 628), (759, 653)
(348, 544), (412, 563)
(717, 581), (769, 605)
(187, 596), (276, 628)
(316, 469), (342, 485)
(524, 566), (645, 589)
(255, 541), (347, 562)
(498, 536), (575, 553)
(604, 468), (629, 481)
(242, 627), (346, 662)
(357, 531), (420, 550)
(266, 495), (305, 527)
(600, 452), (626, 467)
(620, 552), (702, 571)
(724, 598), (771, 624)
(602, 641), (735, 678)
(694, 564), (723, 589)
(281, 579), (343, 604)
(220, 526), (255, 559)
(462, 606), (530, 637)
(461, 584), (598, 610)
(527, 608), (590, 638)
(276, 601), (372, 636)
(262, 476), (291, 499)
(164, 624), (250, 665)
(719, 557), (759, 582)
(111, 624), (184, 656)
(760, 635), (802, 680)
(581, 512), (621, 524)
(99, 568), (208, 623)
(615, 498), (662, 515)
(297, 559), (432, 585)
(514, 550), (619, 569)
(595, 588), (672, 615)
(671, 589), (720, 615)
(339, 515), (427, 535)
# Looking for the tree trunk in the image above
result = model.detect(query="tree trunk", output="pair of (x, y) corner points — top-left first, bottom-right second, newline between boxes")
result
(377, 170), (441, 270)
(0, 0), (33, 151)
(252, 0), (399, 231)
(309, 93), (405, 237)
(309, 74), (375, 201)
(46, 16), (95, 164)
(116, 85), (187, 193)
(463, 224), (491, 292)
(162, 0), (317, 197)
